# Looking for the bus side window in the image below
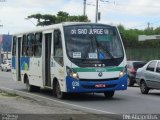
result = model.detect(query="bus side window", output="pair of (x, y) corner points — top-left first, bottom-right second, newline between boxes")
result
(34, 32), (42, 57)
(27, 33), (34, 56)
(53, 30), (63, 66)
(12, 36), (17, 56)
(22, 35), (28, 56)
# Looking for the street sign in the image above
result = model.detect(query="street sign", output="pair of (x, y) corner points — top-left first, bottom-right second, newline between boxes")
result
(138, 35), (160, 41)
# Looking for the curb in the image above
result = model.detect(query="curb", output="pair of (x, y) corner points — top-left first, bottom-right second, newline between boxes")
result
(0, 87), (121, 120)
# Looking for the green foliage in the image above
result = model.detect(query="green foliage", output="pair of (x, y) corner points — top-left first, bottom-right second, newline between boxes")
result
(28, 13), (42, 22)
(0, 91), (17, 97)
(118, 25), (160, 61)
(154, 27), (160, 34)
(117, 25), (160, 48)
(126, 48), (160, 61)
(27, 11), (90, 26)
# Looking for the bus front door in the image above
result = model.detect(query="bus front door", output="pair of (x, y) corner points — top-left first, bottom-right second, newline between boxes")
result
(42, 33), (52, 87)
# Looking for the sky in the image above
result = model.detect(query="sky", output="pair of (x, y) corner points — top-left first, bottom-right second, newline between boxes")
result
(0, 0), (160, 34)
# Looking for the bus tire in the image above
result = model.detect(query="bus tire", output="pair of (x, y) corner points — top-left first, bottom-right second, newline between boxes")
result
(52, 79), (57, 96)
(56, 81), (66, 99)
(26, 77), (35, 92)
(104, 91), (115, 98)
(128, 77), (134, 87)
(34, 86), (40, 92)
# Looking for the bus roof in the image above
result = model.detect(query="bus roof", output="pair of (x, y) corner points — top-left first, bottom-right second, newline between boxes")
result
(13, 22), (116, 36)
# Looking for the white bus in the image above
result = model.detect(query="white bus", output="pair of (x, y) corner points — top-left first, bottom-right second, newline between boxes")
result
(12, 22), (127, 99)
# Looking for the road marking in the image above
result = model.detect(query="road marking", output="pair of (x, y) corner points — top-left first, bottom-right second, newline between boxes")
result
(0, 87), (115, 114)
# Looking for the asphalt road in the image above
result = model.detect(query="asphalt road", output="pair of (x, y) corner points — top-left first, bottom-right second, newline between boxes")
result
(0, 71), (160, 114)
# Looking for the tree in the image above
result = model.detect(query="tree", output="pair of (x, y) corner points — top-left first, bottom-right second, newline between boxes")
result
(117, 24), (125, 32)
(27, 11), (90, 26)
(28, 14), (42, 23)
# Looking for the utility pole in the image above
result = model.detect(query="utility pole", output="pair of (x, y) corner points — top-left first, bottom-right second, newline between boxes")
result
(6, 32), (9, 60)
(95, 0), (98, 23)
(0, 25), (3, 64)
(95, 0), (109, 23)
(0, 20), (3, 27)
(83, 0), (86, 16)
(147, 22), (150, 30)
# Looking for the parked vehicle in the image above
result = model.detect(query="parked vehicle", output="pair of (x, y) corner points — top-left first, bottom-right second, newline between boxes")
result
(136, 60), (160, 94)
(1, 59), (11, 72)
(127, 61), (146, 86)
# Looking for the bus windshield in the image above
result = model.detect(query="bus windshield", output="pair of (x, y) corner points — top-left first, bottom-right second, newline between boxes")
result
(64, 24), (123, 60)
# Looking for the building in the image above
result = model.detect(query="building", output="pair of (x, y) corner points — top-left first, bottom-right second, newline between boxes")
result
(0, 34), (12, 64)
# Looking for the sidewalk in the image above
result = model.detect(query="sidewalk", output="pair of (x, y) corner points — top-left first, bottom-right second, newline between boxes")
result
(0, 90), (119, 120)
(0, 90), (85, 114)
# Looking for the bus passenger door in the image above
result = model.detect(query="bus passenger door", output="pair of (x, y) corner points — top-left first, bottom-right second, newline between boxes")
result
(52, 29), (65, 91)
(16, 37), (21, 81)
(42, 32), (52, 87)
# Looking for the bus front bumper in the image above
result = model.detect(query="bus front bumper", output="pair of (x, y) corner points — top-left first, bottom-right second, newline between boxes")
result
(66, 75), (128, 93)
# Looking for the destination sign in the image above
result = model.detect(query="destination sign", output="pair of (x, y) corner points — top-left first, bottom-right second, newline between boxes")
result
(70, 28), (110, 35)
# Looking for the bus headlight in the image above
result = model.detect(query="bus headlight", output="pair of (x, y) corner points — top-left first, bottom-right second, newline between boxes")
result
(119, 67), (127, 78)
(66, 66), (79, 80)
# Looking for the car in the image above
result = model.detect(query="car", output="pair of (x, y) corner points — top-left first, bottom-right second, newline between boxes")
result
(136, 60), (160, 94)
(1, 59), (11, 72)
(127, 61), (146, 86)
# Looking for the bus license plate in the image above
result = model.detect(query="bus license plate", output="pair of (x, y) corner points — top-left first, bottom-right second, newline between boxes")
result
(95, 84), (106, 88)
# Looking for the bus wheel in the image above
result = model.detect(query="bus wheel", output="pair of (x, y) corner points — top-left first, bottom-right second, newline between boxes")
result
(56, 81), (65, 99)
(104, 91), (115, 98)
(26, 78), (34, 92)
(128, 77), (134, 87)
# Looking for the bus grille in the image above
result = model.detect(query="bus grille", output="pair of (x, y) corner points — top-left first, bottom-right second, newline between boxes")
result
(80, 78), (119, 82)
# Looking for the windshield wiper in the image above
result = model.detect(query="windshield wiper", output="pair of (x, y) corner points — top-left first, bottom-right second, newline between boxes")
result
(99, 46), (115, 60)
(95, 40), (115, 59)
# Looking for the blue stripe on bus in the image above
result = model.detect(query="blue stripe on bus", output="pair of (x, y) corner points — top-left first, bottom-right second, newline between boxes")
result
(66, 75), (128, 93)
(20, 57), (30, 70)
(12, 56), (16, 69)
(11, 56), (30, 70)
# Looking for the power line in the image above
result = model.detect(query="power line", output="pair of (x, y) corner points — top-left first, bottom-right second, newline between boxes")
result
(87, 0), (110, 6)
(130, 17), (160, 29)
(85, 0), (160, 28)
(113, 2), (160, 9)
(86, 0), (110, 23)
(25, 18), (36, 27)
(86, 3), (95, 6)
(0, 0), (6, 2)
